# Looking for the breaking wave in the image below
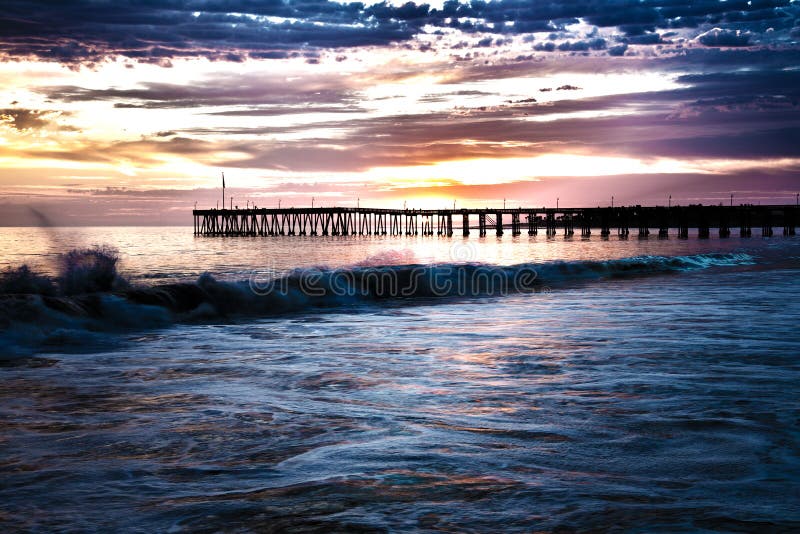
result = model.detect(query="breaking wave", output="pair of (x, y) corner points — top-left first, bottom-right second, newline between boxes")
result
(0, 250), (756, 355)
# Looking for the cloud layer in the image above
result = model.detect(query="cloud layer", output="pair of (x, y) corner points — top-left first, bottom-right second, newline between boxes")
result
(1, 0), (798, 65)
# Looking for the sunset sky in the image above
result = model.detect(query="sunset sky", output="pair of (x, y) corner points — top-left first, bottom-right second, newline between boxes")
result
(1, 0), (799, 225)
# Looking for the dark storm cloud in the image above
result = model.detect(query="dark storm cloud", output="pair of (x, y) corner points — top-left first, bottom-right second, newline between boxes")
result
(696, 28), (753, 47)
(673, 69), (800, 103)
(0, 108), (55, 130)
(608, 43), (628, 56)
(533, 38), (607, 52)
(658, 47), (800, 74)
(1, 1), (798, 65)
(0, 108), (73, 131)
(0, 1), (420, 65)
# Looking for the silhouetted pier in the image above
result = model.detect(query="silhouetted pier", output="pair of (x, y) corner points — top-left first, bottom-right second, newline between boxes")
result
(193, 205), (798, 238)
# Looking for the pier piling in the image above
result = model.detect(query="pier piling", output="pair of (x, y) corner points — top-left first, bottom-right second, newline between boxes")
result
(784, 208), (796, 236)
(527, 213), (538, 236)
(762, 210), (774, 237)
(546, 211), (556, 237)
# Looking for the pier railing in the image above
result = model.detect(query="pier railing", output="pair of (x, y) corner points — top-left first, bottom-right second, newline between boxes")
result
(193, 205), (798, 238)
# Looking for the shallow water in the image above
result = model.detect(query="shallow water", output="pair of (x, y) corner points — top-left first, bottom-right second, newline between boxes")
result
(1, 228), (799, 531)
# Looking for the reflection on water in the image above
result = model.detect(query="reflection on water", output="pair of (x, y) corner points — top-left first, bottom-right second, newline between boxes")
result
(0, 225), (780, 282)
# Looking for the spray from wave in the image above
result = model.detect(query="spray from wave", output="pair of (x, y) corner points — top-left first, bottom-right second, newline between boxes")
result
(0, 249), (755, 355)
(0, 245), (127, 296)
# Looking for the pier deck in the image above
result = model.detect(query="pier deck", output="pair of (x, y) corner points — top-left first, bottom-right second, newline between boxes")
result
(193, 205), (798, 238)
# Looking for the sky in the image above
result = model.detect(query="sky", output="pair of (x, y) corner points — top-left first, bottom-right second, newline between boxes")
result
(1, 0), (799, 225)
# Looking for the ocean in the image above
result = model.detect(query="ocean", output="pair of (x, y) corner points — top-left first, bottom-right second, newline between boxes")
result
(1, 227), (799, 532)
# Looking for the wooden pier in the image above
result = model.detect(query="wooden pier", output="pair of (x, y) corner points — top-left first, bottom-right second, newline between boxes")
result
(193, 205), (799, 238)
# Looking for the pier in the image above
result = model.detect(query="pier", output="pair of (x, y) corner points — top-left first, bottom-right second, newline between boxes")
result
(193, 205), (799, 238)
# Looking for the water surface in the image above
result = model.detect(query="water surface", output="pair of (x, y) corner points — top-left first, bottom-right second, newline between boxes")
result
(1, 227), (798, 531)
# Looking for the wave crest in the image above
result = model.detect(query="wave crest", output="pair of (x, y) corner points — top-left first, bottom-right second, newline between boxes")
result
(0, 251), (755, 356)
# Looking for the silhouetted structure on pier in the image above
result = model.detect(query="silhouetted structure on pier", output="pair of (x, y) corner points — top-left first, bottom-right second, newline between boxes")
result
(193, 205), (799, 239)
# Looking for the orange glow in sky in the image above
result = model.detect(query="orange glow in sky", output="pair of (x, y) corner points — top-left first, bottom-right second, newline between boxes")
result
(1, 2), (798, 224)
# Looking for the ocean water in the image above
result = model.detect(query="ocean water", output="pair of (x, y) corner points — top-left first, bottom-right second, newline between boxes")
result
(1, 227), (799, 532)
